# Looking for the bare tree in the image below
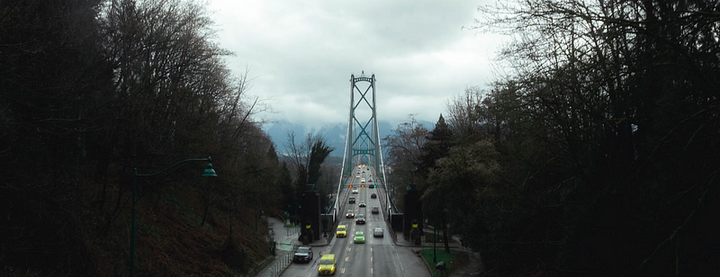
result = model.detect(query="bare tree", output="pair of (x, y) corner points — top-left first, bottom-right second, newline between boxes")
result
(445, 86), (485, 141)
(284, 132), (334, 197)
(468, 0), (720, 274)
(382, 116), (429, 206)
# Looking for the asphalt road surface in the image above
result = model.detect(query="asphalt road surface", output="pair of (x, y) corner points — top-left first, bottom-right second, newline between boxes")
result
(281, 166), (430, 277)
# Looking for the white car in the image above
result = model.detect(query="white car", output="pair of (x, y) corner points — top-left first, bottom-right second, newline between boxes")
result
(373, 228), (383, 238)
(361, 178), (366, 182)
(352, 189), (359, 194)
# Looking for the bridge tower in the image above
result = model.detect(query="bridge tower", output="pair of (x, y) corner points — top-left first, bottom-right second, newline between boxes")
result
(343, 72), (383, 178)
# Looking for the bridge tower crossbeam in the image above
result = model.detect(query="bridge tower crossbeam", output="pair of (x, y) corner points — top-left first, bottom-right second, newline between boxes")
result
(344, 73), (382, 174)
(334, 72), (393, 216)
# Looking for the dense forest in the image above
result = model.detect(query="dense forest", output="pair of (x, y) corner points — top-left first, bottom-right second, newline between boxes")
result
(384, 0), (719, 275)
(0, 0), (343, 275)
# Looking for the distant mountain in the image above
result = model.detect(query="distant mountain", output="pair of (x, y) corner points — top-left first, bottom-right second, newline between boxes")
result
(264, 120), (434, 158)
(263, 121), (348, 156)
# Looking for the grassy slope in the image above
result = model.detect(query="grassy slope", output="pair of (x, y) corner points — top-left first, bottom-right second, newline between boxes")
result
(420, 248), (468, 276)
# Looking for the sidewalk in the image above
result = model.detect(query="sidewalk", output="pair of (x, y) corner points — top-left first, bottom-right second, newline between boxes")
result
(391, 225), (463, 248)
(392, 228), (482, 277)
(253, 217), (330, 277)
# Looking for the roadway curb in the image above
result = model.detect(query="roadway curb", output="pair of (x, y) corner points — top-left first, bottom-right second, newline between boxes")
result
(418, 249), (434, 276)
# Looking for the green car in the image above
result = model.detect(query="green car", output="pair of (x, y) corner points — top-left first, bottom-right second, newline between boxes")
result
(353, 231), (365, 244)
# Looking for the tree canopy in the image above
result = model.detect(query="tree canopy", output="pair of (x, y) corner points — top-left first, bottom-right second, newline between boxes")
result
(1, 0), (284, 275)
(384, 0), (720, 275)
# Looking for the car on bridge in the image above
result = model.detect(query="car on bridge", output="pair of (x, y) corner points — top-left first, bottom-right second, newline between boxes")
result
(361, 178), (366, 182)
(355, 214), (366, 224)
(352, 188), (359, 194)
(373, 228), (384, 238)
(371, 206), (379, 214)
(318, 254), (336, 275)
(346, 210), (355, 218)
(358, 201), (366, 207)
(293, 246), (313, 263)
(354, 231), (366, 244)
(349, 196), (355, 203)
(336, 225), (347, 238)
(371, 193), (377, 198)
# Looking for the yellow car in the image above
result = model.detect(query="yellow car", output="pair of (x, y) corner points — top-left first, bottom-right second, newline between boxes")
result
(318, 254), (336, 275)
(336, 225), (347, 238)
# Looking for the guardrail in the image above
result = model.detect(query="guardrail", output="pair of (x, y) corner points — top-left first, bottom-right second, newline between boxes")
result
(284, 225), (300, 237)
(269, 251), (293, 277)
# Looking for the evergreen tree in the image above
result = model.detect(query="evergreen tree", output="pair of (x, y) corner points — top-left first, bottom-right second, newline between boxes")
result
(307, 140), (335, 185)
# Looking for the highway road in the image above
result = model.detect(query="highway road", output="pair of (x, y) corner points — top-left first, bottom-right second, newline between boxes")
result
(280, 165), (430, 277)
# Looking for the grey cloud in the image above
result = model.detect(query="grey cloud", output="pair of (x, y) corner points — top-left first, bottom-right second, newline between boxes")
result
(210, 0), (498, 127)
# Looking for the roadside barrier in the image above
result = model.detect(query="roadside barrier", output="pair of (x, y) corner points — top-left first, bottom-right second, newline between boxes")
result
(269, 251), (293, 277)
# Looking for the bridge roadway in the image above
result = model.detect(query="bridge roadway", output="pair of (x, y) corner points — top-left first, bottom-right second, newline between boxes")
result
(280, 165), (430, 277)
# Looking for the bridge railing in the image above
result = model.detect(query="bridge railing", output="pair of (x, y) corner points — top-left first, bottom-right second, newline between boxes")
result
(268, 251), (293, 277)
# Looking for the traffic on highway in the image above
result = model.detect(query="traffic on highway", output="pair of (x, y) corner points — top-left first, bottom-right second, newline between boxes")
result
(280, 165), (430, 277)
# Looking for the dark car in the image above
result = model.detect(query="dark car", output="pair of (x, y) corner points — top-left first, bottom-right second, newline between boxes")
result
(293, 246), (313, 263)
(371, 206), (379, 214)
(349, 196), (355, 204)
(355, 214), (366, 224)
(371, 193), (377, 198)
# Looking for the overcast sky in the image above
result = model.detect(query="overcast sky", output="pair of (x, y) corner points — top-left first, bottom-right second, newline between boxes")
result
(207, 0), (505, 129)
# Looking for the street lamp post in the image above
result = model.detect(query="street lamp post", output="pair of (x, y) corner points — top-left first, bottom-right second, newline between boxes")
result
(433, 200), (437, 264)
(131, 157), (217, 277)
(322, 218), (328, 237)
(256, 210), (264, 233)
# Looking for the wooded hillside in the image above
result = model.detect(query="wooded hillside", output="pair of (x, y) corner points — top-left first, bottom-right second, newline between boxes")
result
(384, 0), (719, 275)
(1, 0), (298, 275)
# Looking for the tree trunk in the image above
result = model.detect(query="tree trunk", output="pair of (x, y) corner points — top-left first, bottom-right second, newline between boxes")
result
(200, 204), (211, 227)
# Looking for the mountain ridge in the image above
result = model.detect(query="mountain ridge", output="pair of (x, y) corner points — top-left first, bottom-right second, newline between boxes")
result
(263, 120), (434, 157)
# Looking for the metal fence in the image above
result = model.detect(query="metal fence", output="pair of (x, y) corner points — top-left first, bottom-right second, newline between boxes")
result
(268, 251), (293, 277)
(281, 224), (299, 237)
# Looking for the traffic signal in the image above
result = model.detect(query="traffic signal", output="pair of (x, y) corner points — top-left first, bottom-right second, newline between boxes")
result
(361, 184), (365, 188)
(349, 184), (353, 188)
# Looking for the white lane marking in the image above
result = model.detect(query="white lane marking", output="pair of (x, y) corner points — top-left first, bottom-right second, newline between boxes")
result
(392, 247), (408, 277)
